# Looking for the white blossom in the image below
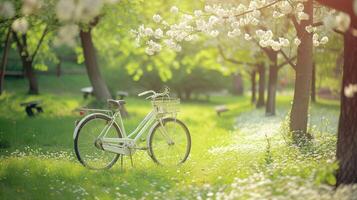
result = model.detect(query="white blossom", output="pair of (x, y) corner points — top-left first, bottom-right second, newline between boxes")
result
(271, 41), (281, 51)
(323, 15), (336, 31)
(297, 11), (309, 22)
(54, 24), (79, 47)
(344, 84), (357, 98)
(278, 1), (293, 15)
(305, 25), (314, 33)
(228, 29), (241, 38)
(12, 18), (29, 34)
(244, 33), (252, 41)
(56, 0), (76, 22)
(210, 30), (219, 37)
(294, 38), (301, 46)
(273, 11), (284, 18)
(22, 0), (42, 15)
(320, 36), (329, 45)
(336, 13), (351, 32)
(0, 1), (15, 18)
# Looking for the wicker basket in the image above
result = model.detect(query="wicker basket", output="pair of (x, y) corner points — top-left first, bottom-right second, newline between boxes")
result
(151, 97), (180, 117)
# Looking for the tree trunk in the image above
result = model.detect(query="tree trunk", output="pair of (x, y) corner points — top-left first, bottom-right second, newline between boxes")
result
(336, 29), (357, 186)
(233, 73), (244, 96)
(0, 27), (11, 95)
(12, 32), (40, 95)
(79, 29), (112, 101)
(23, 60), (39, 95)
(251, 70), (256, 103)
(266, 53), (278, 116)
(290, 0), (313, 144)
(257, 64), (266, 108)
(311, 62), (316, 102)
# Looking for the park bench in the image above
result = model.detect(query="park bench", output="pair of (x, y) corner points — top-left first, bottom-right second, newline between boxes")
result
(20, 100), (43, 117)
(81, 87), (93, 99)
(116, 91), (129, 100)
(215, 105), (229, 116)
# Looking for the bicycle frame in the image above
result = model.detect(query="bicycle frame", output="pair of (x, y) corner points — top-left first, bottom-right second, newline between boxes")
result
(98, 107), (174, 155)
(101, 109), (157, 144)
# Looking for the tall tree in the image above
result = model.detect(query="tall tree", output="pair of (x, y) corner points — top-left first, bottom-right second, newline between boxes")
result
(290, 0), (314, 143)
(12, 26), (48, 94)
(0, 27), (11, 95)
(256, 63), (265, 108)
(79, 24), (112, 101)
(316, 0), (357, 186)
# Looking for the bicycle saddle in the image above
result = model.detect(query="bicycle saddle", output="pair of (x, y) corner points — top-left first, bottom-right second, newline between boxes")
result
(107, 99), (126, 108)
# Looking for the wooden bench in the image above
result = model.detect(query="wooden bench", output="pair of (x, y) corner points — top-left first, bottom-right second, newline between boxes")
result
(116, 91), (128, 100)
(20, 101), (43, 117)
(81, 87), (93, 99)
(215, 105), (229, 116)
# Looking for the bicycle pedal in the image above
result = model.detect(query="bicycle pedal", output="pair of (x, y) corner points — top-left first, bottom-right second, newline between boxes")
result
(137, 147), (148, 150)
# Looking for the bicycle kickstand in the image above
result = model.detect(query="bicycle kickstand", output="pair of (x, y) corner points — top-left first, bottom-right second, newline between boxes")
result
(120, 155), (124, 171)
(129, 148), (134, 168)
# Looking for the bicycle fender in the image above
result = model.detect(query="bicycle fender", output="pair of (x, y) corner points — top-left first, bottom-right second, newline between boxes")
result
(73, 113), (110, 139)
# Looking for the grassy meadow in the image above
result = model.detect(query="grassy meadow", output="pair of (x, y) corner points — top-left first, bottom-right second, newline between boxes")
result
(0, 74), (347, 200)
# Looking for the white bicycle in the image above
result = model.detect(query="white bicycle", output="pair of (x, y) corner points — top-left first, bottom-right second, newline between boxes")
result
(73, 88), (191, 170)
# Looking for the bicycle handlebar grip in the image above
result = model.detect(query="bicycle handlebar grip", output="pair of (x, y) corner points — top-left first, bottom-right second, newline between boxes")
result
(138, 90), (155, 97)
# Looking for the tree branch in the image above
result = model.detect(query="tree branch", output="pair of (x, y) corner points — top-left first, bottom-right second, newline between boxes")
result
(289, 15), (300, 32)
(12, 31), (28, 58)
(278, 51), (297, 70)
(218, 45), (254, 66)
(312, 21), (324, 27)
(31, 25), (49, 60)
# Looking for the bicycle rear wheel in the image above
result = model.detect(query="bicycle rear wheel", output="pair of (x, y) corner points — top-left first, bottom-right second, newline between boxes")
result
(74, 113), (122, 170)
(148, 118), (191, 166)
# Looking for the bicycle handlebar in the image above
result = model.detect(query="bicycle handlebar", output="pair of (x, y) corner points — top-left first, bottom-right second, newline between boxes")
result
(138, 88), (170, 99)
(138, 90), (155, 97)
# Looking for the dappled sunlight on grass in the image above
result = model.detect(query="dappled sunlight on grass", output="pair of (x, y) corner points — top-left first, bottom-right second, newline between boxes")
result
(1, 91), (352, 199)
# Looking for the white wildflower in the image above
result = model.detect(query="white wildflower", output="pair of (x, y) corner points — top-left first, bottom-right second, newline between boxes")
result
(170, 6), (179, 14)
(294, 38), (301, 46)
(154, 28), (163, 39)
(153, 14), (162, 23)
(144, 27), (154, 36)
(194, 10), (202, 17)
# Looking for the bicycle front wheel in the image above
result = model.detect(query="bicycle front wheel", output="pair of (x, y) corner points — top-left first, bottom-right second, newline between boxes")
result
(148, 118), (191, 166)
(74, 113), (122, 170)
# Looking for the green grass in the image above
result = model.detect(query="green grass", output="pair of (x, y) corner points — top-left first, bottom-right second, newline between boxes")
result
(0, 74), (348, 200)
